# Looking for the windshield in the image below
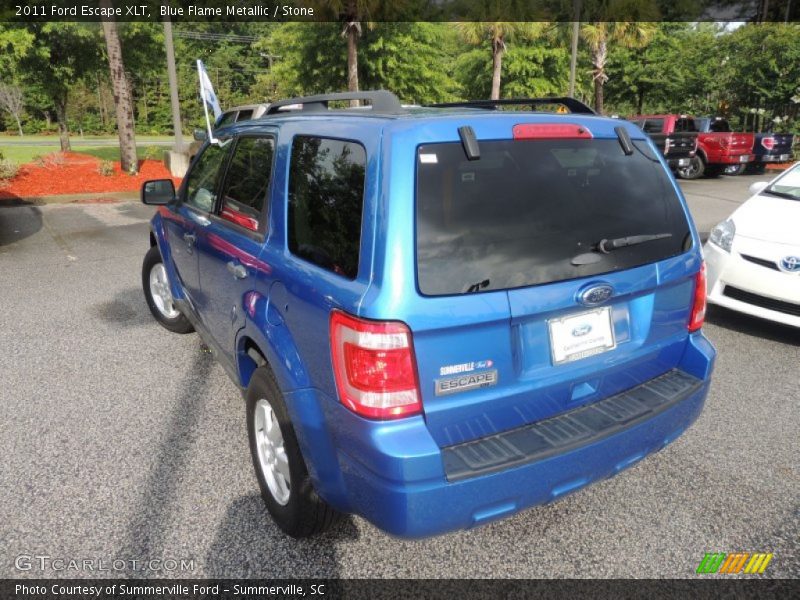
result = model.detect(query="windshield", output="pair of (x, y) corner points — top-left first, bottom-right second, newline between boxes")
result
(415, 138), (691, 296)
(766, 164), (800, 200)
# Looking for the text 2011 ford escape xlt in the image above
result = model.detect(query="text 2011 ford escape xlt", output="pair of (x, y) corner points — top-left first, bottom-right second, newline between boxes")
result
(140, 91), (715, 538)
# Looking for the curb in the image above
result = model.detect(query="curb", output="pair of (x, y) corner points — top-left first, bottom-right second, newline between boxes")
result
(0, 190), (139, 206)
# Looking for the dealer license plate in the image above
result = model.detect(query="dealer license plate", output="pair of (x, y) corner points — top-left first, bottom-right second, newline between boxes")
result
(549, 307), (616, 365)
(739, 154), (750, 163)
(678, 158), (690, 167)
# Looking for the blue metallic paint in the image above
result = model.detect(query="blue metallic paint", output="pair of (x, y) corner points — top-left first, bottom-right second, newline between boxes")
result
(149, 111), (715, 538)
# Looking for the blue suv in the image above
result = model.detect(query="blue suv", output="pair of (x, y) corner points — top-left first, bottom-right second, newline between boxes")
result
(140, 91), (715, 538)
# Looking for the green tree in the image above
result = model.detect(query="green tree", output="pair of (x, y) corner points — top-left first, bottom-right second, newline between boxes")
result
(455, 43), (569, 100)
(581, 20), (655, 114)
(454, 22), (548, 100)
(305, 1), (406, 102)
(12, 23), (101, 150)
(252, 23), (457, 104)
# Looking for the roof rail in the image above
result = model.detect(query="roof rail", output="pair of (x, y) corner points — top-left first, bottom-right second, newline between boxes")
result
(426, 97), (595, 115)
(265, 90), (404, 115)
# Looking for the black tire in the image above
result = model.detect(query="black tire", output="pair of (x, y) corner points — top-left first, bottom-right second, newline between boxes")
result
(724, 164), (745, 176)
(142, 245), (194, 334)
(748, 162), (767, 175)
(677, 155), (704, 180)
(246, 366), (342, 538)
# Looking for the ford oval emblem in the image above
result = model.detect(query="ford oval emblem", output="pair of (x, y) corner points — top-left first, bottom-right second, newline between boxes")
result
(578, 284), (614, 306)
(780, 256), (800, 273)
(572, 323), (593, 337)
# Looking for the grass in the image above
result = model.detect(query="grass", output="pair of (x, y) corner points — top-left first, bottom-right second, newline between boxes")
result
(0, 144), (161, 164)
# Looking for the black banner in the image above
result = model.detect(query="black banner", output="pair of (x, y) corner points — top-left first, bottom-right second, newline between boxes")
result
(1, 0), (799, 23)
(2, 579), (799, 600)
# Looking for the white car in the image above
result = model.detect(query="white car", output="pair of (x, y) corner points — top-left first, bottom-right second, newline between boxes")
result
(704, 162), (800, 327)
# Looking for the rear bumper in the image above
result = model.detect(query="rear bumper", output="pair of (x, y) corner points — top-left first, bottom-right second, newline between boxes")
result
(314, 336), (714, 538)
(712, 153), (751, 165)
(753, 153), (792, 163)
(667, 157), (692, 169)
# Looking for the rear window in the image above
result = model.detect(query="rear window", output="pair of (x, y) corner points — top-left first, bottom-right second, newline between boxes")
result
(642, 118), (665, 134)
(236, 109), (254, 121)
(675, 118), (698, 132)
(288, 136), (366, 279)
(415, 138), (691, 296)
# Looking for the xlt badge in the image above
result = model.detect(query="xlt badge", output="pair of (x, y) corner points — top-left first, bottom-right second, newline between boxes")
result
(435, 369), (498, 396)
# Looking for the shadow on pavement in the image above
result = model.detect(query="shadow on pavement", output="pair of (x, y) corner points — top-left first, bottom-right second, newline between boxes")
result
(0, 201), (42, 247)
(706, 305), (799, 346)
(91, 286), (152, 329)
(116, 349), (215, 569)
(204, 493), (359, 578)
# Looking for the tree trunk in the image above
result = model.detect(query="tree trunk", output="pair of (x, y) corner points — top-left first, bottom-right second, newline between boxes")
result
(346, 23), (360, 106)
(14, 114), (23, 137)
(591, 40), (608, 114)
(44, 110), (51, 129)
(55, 100), (70, 152)
(101, 0), (138, 174)
(490, 42), (504, 100)
(637, 88), (645, 115)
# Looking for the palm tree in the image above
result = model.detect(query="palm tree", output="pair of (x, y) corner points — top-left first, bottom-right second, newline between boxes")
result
(580, 22), (656, 114)
(454, 22), (548, 100)
(99, 0), (137, 174)
(309, 1), (390, 102)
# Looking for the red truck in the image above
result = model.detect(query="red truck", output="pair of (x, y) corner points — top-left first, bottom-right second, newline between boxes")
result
(631, 114), (754, 179)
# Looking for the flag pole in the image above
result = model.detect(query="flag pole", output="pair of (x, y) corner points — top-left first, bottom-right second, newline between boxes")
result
(197, 59), (218, 145)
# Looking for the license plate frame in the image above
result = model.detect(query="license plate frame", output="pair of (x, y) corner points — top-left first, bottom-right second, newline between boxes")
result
(548, 307), (616, 365)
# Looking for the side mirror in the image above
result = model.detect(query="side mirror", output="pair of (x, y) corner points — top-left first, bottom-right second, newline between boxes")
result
(193, 128), (208, 142)
(748, 181), (769, 196)
(141, 179), (176, 205)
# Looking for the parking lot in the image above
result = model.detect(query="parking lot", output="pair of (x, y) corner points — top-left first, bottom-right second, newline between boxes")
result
(0, 173), (797, 578)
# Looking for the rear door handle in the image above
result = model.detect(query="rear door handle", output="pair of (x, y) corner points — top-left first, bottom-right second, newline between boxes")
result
(227, 261), (248, 280)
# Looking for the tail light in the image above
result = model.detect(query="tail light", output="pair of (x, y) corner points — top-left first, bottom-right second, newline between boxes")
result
(688, 263), (707, 332)
(761, 136), (775, 150)
(664, 137), (672, 154)
(330, 310), (422, 419)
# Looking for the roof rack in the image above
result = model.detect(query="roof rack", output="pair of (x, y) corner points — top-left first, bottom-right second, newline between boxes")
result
(265, 90), (404, 115)
(426, 97), (595, 115)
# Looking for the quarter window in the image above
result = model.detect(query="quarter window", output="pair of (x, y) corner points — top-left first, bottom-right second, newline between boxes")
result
(287, 136), (366, 279)
(218, 137), (275, 232)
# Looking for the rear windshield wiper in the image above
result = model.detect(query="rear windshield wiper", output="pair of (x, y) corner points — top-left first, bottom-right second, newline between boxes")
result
(595, 233), (672, 254)
(464, 279), (490, 293)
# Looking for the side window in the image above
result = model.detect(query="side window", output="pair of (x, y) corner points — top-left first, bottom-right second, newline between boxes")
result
(183, 143), (228, 212)
(218, 136), (274, 232)
(287, 136), (366, 279)
(675, 118), (697, 132)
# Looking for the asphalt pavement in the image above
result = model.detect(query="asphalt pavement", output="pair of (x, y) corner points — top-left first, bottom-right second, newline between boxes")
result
(0, 172), (797, 578)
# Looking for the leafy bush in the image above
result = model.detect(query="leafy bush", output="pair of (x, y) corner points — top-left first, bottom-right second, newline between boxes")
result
(98, 160), (115, 176)
(0, 159), (20, 180)
(143, 145), (163, 161)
